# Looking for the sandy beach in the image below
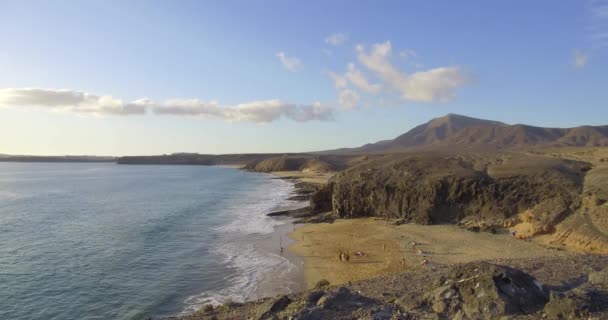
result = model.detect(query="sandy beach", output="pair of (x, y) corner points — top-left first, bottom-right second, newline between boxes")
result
(270, 170), (334, 185)
(288, 218), (570, 289)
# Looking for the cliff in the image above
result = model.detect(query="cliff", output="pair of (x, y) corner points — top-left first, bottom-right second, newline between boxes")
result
(311, 152), (587, 228)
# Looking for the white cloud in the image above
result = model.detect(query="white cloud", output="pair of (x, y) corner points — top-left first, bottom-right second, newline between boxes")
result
(401, 67), (471, 102)
(573, 50), (589, 68)
(325, 33), (348, 46)
(337, 89), (359, 109)
(154, 99), (223, 117)
(328, 72), (348, 89)
(155, 99), (333, 123)
(356, 41), (471, 102)
(0, 88), (334, 123)
(0, 88), (148, 115)
(344, 63), (382, 94)
(276, 52), (302, 72)
(328, 63), (382, 94)
(399, 49), (417, 59)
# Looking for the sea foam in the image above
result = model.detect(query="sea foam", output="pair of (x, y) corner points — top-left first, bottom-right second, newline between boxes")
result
(182, 176), (303, 312)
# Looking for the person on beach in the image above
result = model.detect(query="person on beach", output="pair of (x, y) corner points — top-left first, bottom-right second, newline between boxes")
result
(410, 241), (417, 252)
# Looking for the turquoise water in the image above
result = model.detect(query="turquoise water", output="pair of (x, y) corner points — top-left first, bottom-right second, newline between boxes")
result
(0, 162), (301, 320)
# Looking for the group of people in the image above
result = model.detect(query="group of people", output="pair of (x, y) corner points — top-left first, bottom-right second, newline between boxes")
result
(410, 241), (433, 268)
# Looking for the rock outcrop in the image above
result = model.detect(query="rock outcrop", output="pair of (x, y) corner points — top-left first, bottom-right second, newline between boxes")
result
(422, 262), (548, 319)
(244, 155), (309, 172)
(310, 153), (586, 228)
(181, 259), (608, 320)
(244, 155), (342, 173)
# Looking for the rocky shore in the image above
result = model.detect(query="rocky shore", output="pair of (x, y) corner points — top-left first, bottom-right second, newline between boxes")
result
(178, 254), (608, 319)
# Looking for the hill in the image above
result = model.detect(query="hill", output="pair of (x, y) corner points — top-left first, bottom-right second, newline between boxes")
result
(324, 114), (608, 154)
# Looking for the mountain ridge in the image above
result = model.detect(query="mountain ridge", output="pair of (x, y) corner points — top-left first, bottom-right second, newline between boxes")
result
(321, 114), (608, 154)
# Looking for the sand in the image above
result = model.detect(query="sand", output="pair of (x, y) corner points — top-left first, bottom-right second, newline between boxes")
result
(213, 164), (246, 169)
(270, 170), (334, 185)
(288, 218), (570, 289)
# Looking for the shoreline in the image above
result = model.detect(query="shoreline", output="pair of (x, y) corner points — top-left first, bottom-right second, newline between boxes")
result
(240, 170), (330, 299)
(249, 216), (305, 299)
(224, 172), (310, 301)
(176, 169), (309, 316)
(246, 172), (310, 300)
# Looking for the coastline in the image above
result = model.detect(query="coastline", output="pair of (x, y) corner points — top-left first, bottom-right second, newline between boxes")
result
(248, 216), (305, 299)
(255, 170), (333, 294)
(259, 169), (572, 292)
(176, 160), (608, 319)
(178, 169), (309, 315)
(222, 171), (309, 299)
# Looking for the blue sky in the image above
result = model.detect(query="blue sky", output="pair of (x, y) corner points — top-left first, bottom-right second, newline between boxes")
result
(0, 0), (607, 155)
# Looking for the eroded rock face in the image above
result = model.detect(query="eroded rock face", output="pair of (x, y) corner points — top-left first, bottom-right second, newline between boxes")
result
(244, 155), (343, 173)
(310, 182), (333, 213)
(245, 156), (309, 173)
(310, 153), (585, 225)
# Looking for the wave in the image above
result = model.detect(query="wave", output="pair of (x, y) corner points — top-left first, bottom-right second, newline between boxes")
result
(182, 240), (298, 311)
(180, 175), (302, 313)
(213, 178), (294, 235)
(0, 190), (22, 200)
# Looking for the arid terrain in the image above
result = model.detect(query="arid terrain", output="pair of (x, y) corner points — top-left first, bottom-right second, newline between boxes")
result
(125, 114), (608, 319)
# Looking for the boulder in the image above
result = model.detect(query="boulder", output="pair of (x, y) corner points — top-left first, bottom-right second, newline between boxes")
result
(543, 290), (591, 319)
(426, 262), (548, 319)
(305, 291), (325, 306)
(316, 287), (374, 310)
(313, 279), (331, 290)
(588, 269), (608, 286)
(254, 295), (291, 320)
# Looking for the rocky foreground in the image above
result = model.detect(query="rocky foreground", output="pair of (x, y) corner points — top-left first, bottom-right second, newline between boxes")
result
(178, 255), (608, 320)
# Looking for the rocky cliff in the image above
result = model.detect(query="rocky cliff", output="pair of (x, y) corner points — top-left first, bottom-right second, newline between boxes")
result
(244, 155), (348, 173)
(311, 152), (587, 228)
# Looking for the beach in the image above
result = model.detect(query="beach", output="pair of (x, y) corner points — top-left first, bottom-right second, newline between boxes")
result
(288, 218), (570, 289)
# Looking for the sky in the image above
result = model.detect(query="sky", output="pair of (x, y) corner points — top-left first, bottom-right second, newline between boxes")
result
(0, 0), (607, 156)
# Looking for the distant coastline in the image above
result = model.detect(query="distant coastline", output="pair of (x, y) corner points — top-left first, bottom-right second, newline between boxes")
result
(0, 155), (115, 162)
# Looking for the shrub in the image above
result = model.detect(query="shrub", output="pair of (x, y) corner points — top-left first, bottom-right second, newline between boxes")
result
(314, 279), (331, 289)
(202, 304), (214, 313)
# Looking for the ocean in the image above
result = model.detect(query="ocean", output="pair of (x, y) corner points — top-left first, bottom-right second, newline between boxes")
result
(0, 162), (303, 319)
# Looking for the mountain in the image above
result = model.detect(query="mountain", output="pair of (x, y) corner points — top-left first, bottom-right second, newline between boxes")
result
(325, 114), (608, 154)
